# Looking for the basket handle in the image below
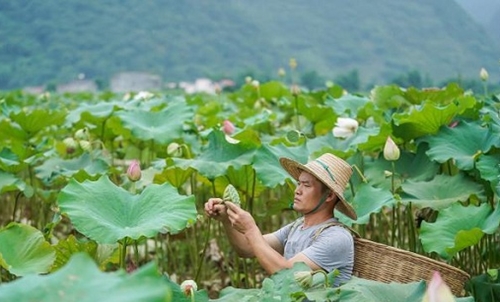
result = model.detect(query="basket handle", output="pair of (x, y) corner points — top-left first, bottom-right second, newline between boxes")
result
(311, 221), (361, 241)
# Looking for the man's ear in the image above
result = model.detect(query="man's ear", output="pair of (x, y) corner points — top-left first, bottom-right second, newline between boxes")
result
(327, 190), (337, 202)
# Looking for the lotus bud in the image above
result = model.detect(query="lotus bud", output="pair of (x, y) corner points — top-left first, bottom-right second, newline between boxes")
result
(245, 76), (252, 84)
(383, 136), (400, 161)
(180, 279), (198, 296)
(290, 84), (301, 96)
(222, 120), (235, 135)
(480, 68), (489, 82)
(79, 140), (92, 152)
(63, 137), (78, 154)
(422, 271), (455, 302)
(127, 160), (142, 182)
(289, 58), (297, 70)
(167, 142), (182, 157)
(74, 127), (89, 140)
(251, 80), (260, 88)
(332, 117), (359, 138)
(294, 271), (313, 289)
(278, 68), (286, 77)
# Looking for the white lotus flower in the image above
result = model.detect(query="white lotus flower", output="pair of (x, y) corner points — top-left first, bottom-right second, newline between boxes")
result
(480, 68), (489, 82)
(332, 117), (359, 138)
(383, 136), (400, 161)
(180, 279), (198, 296)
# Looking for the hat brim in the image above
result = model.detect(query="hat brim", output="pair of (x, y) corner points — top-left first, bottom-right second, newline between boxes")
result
(280, 157), (357, 220)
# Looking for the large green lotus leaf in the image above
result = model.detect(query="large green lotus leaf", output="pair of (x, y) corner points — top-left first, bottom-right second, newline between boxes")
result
(35, 153), (109, 184)
(0, 253), (183, 302)
(10, 109), (66, 136)
(325, 94), (370, 117)
(0, 170), (27, 194)
(466, 269), (500, 302)
(52, 235), (118, 272)
(306, 125), (385, 157)
(253, 143), (309, 188)
(0, 223), (55, 276)
(404, 83), (467, 106)
(343, 183), (396, 225)
(400, 174), (484, 210)
(370, 85), (409, 110)
(154, 163), (195, 189)
(476, 154), (500, 185)
(364, 145), (439, 191)
(259, 81), (291, 100)
(57, 176), (197, 244)
(393, 101), (458, 141)
(173, 130), (256, 180)
(418, 121), (500, 171)
(0, 119), (27, 142)
(297, 96), (335, 124)
(65, 101), (117, 125)
(420, 203), (500, 258)
(115, 101), (193, 144)
(337, 277), (427, 302)
(0, 147), (20, 170)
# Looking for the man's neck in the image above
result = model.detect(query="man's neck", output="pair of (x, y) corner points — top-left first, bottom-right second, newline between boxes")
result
(302, 211), (334, 228)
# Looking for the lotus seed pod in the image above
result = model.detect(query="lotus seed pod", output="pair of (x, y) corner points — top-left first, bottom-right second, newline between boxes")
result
(222, 184), (241, 206)
(294, 271), (313, 289)
(79, 140), (92, 152)
(63, 137), (78, 154)
(286, 130), (301, 143)
(74, 127), (89, 140)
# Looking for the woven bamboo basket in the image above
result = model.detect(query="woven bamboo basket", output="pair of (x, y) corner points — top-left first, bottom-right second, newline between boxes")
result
(352, 237), (470, 296)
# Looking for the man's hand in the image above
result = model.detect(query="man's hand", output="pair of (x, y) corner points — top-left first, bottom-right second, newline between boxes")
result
(225, 201), (258, 235)
(204, 198), (228, 221)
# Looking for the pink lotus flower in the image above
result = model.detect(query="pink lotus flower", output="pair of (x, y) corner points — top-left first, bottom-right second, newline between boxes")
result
(126, 160), (141, 182)
(223, 120), (235, 135)
(422, 271), (455, 302)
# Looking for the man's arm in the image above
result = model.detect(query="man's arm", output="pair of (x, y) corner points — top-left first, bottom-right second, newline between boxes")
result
(225, 202), (321, 274)
(205, 198), (283, 258)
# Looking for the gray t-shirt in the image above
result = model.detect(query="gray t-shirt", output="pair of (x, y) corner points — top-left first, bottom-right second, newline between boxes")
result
(272, 217), (354, 286)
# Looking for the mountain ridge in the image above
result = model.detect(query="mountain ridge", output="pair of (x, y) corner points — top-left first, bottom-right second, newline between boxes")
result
(0, 0), (499, 90)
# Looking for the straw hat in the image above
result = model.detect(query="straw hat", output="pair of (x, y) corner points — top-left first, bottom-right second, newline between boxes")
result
(280, 153), (357, 220)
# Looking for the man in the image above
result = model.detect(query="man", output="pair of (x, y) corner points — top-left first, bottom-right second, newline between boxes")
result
(204, 153), (357, 286)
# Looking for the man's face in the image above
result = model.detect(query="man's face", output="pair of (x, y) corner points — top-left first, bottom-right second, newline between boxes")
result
(292, 171), (326, 212)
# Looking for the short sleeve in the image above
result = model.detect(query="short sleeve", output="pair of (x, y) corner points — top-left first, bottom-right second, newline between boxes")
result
(272, 221), (295, 245)
(301, 226), (354, 284)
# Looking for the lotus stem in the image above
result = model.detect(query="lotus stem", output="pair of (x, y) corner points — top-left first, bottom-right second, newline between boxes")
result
(195, 180), (216, 283)
(133, 240), (140, 268)
(312, 269), (330, 288)
(120, 239), (127, 270)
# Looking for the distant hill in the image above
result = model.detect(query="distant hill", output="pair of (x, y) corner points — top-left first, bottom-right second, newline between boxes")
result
(454, 0), (500, 42)
(489, 8), (500, 41)
(0, 0), (499, 90)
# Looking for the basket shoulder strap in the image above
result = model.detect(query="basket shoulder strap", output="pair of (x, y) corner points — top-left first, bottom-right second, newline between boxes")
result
(311, 221), (360, 241)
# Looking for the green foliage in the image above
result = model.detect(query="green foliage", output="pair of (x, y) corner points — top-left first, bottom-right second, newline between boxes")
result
(0, 223), (55, 276)
(1, 80), (499, 300)
(57, 176), (197, 244)
(0, 253), (184, 302)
